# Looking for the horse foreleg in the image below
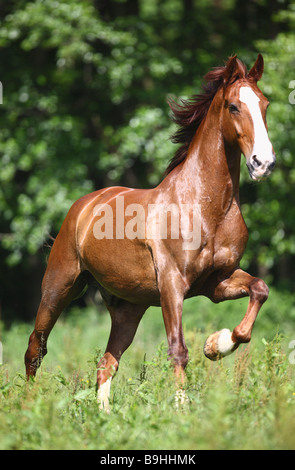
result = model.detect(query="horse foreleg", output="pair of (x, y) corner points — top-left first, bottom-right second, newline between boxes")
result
(159, 277), (189, 406)
(203, 268), (269, 361)
(97, 300), (146, 413)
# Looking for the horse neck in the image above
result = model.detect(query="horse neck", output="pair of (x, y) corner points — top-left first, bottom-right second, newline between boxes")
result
(175, 98), (242, 206)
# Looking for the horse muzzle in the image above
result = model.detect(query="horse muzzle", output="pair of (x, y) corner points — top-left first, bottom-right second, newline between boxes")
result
(247, 153), (276, 181)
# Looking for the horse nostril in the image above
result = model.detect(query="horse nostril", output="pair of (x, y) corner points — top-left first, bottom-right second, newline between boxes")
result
(268, 160), (276, 171)
(252, 155), (262, 168)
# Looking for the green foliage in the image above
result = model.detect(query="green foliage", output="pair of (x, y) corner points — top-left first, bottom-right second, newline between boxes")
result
(1, 292), (295, 450)
(0, 0), (184, 268)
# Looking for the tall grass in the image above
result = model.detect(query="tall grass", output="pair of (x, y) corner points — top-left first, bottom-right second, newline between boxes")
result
(1, 288), (295, 450)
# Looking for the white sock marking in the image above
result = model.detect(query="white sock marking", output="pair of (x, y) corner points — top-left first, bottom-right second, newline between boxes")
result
(97, 377), (112, 413)
(217, 328), (235, 356)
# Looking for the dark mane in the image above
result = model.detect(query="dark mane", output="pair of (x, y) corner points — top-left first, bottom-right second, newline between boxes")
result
(165, 57), (248, 175)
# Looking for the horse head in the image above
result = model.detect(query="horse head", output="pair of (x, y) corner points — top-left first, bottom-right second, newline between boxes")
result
(222, 54), (276, 181)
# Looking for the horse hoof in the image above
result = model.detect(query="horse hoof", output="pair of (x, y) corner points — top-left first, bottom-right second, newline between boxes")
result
(203, 328), (236, 361)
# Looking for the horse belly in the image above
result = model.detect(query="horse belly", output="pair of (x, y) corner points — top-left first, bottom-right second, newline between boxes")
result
(81, 237), (159, 305)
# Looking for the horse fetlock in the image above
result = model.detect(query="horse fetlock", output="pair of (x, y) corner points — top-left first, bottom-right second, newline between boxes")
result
(25, 351), (43, 377)
(232, 326), (252, 344)
(204, 328), (237, 361)
(168, 346), (189, 369)
(97, 353), (118, 383)
(25, 333), (48, 378)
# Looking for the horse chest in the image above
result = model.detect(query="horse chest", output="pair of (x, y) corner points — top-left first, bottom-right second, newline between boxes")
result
(186, 206), (248, 282)
(213, 210), (248, 270)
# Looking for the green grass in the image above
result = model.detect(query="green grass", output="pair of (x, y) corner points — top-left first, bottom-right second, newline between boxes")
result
(1, 288), (295, 450)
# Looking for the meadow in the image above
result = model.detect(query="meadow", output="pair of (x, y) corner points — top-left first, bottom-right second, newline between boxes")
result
(1, 288), (295, 450)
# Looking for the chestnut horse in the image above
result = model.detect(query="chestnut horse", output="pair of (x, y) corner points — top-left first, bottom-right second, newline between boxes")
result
(25, 55), (276, 411)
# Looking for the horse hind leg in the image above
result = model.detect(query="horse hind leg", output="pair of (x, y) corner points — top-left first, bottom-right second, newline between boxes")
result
(24, 239), (87, 378)
(203, 268), (269, 361)
(96, 296), (147, 413)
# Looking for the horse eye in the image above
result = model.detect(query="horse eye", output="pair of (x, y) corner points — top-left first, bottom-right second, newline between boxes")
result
(229, 104), (239, 114)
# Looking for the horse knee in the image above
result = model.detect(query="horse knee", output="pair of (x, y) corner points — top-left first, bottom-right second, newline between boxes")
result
(180, 351), (189, 369)
(250, 278), (269, 304)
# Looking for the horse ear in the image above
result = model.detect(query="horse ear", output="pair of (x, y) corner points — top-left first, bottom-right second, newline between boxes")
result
(248, 54), (264, 82)
(223, 55), (238, 86)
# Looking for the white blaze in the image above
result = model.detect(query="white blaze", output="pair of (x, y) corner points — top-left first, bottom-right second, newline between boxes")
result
(239, 86), (273, 165)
